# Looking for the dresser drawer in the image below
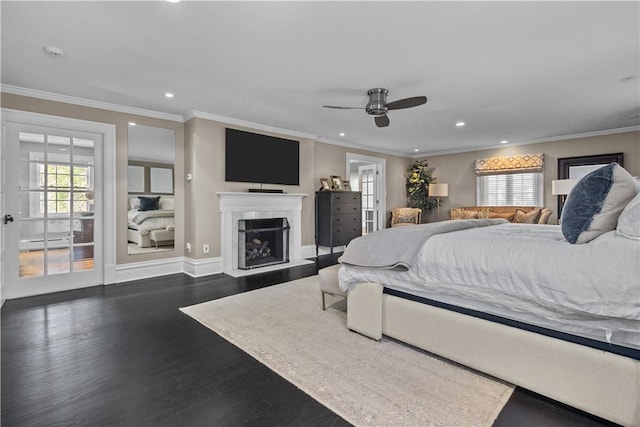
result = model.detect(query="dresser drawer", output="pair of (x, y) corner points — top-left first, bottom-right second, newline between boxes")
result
(332, 224), (361, 244)
(330, 203), (360, 215)
(332, 192), (361, 205)
(331, 214), (360, 228)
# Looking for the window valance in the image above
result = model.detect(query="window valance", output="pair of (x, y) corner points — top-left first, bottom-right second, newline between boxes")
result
(475, 153), (544, 175)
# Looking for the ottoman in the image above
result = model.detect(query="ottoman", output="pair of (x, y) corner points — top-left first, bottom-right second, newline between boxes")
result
(149, 228), (175, 249)
(319, 264), (347, 310)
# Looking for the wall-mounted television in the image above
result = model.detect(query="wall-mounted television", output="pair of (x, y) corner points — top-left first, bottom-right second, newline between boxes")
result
(225, 128), (300, 186)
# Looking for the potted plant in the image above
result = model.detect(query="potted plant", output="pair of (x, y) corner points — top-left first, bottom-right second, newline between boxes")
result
(405, 160), (437, 220)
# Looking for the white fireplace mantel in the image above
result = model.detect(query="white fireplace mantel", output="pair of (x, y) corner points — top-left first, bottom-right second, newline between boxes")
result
(217, 192), (312, 277)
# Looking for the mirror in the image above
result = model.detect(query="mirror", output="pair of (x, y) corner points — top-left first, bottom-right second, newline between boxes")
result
(127, 124), (175, 255)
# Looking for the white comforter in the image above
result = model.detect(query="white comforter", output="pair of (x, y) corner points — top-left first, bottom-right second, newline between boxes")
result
(339, 222), (640, 348)
(127, 209), (175, 235)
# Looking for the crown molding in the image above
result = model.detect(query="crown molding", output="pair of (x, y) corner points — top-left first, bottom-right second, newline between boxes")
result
(1, 85), (184, 122)
(184, 110), (318, 141)
(315, 136), (408, 158)
(4, 84), (636, 159)
(413, 125), (640, 158)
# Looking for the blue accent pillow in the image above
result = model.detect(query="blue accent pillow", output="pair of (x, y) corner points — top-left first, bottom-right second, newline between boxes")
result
(138, 196), (160, 211)
(561, 163), (635, 244)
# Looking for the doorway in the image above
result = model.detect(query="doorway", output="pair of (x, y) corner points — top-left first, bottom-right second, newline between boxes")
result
(1, 110), (116, 299)
(345, 153), (386, 234)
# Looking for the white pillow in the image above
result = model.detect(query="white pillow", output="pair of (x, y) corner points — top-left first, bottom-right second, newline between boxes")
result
(159, 197), (175, 210)
(617, 192), (640, 240)
(129, 197), (140, 210)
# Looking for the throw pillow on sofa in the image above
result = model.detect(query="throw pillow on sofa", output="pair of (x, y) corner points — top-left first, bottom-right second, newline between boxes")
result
(488, 212), (516, 222)
(514, 208), (541, 224)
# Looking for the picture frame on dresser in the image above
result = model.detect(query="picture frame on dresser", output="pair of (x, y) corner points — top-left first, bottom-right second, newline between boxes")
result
(319, 178), (331, 191)
(331, 175), (343, 190)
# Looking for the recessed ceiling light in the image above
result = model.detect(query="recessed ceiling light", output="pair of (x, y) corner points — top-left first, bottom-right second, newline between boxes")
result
(128, 122), (136, 126)
(166, 0), (181, 2)
(43, 45), (64, 57)
(455, 121), (465, 127)
(339, 132), (345, 137)
(414, 148), (419, 152)
(500, 140), (509, 144)
(164, 92), (174, 98)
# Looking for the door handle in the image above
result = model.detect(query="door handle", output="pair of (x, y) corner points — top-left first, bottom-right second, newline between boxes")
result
(4, 214), (14, 224)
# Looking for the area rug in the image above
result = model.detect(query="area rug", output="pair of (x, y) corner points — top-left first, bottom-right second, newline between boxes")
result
(180, 276), (514, 426)
(127, 243), (172, 255)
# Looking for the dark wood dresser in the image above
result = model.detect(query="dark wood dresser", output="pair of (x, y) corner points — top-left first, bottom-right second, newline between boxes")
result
(315, 190), (362, 255)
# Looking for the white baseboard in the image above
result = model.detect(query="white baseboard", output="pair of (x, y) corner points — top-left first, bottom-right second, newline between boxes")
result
(104, 263), (117, 285)
(316, 245), (346, 256)
(183, 256), (223, 278)
(115, 257), (185, 283)
(301, 244), (317, 259)
(113, 250), (313, 284)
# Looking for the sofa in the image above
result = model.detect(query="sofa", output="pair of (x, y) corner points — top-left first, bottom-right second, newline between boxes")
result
(449, 206), (552, 224)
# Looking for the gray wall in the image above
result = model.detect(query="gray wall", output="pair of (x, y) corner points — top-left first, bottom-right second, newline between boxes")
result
(422, 131), (640, 223)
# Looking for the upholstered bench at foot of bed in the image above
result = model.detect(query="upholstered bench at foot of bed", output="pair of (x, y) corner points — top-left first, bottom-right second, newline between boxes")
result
(148, 228), (174, 249)
(319, 264), (348, 310)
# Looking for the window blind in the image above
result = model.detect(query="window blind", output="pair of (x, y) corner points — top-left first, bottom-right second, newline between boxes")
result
(477, 172), (542, 206)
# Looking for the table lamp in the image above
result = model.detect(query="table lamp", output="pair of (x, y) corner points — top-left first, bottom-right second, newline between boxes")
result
(428, 183), (449, 221)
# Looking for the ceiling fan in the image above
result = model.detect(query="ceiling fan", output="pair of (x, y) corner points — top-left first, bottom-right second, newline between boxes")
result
(323, 88), (427, 128)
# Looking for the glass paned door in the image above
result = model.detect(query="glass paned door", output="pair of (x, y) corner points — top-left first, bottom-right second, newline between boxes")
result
(358, 164), (378, 235)
(5, 123), (101, 298)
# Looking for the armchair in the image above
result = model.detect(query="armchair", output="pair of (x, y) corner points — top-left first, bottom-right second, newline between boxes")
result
(390, 208), (422, 227)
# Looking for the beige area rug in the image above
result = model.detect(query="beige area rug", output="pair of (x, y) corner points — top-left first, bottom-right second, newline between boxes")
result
(180, 276), (514, 426)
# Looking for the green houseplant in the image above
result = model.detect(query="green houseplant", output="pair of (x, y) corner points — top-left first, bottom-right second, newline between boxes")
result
(405, 160), (437, 219)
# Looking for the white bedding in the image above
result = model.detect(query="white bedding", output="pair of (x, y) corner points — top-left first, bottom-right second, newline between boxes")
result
(339, 222), (640, 349)
(127, 209), (175, 236)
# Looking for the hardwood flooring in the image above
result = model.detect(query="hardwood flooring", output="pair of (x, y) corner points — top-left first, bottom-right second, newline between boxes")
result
(1, 255), (616, 426)
(19, 248), (94, 278)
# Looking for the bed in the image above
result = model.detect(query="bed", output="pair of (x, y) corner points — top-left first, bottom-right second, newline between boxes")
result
(127, 195), (175, 248)
(338, 165), (640, 426)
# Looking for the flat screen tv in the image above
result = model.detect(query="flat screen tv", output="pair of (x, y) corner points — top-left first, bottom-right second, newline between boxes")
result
(225, 128), (300, 186)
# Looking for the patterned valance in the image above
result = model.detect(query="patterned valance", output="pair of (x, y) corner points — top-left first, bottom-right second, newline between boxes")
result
(475, 153), (544, 175)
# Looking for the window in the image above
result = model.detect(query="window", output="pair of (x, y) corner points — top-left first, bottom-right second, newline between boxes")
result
(40, 163), (91, 214)
(477, 172), (543, 206)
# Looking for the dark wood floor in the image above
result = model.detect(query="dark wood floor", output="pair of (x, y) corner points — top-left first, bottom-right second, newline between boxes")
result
(1, 254), (616, 427)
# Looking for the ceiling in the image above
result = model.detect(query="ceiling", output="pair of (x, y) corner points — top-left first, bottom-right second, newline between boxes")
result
(2, 1), (639, 157)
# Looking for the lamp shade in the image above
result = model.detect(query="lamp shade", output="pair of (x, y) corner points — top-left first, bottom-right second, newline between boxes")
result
(428, 183), (448, 197)
(551, 179), (578, 196)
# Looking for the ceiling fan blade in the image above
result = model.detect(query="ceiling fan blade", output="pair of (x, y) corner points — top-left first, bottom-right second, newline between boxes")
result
(375, 115), (390, 127)
(323, 105), (365, 110)
(386, 96), (427, 110)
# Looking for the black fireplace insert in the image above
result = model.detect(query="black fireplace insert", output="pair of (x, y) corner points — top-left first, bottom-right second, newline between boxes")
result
(238, 218), (290, 270)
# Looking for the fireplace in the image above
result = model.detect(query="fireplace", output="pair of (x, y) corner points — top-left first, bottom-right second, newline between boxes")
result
(238, 218), (290, 269)
(218, 192), (312, 277)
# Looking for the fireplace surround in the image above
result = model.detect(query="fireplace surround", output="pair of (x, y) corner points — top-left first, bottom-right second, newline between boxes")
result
(218, 192), (311, 277)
